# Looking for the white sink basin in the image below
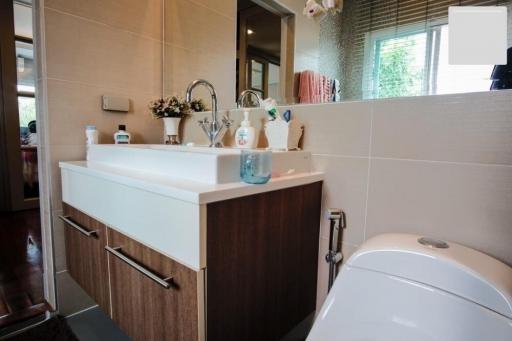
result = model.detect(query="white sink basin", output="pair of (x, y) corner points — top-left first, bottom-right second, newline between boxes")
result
(86, 144), (311, 184)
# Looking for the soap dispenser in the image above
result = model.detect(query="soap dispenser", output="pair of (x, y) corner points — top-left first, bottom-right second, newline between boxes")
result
(235, 110), (256, 149)
(114, 125), (131, 144)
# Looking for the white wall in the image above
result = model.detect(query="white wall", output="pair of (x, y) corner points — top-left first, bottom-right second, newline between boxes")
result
(182, 89), (512, 308)
(278, 0), (322, 73)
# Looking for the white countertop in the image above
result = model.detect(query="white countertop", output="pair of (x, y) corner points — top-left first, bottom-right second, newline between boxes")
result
(59, 161), (323, 204)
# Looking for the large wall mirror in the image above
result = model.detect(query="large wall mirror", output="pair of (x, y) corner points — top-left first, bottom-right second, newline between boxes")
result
(163, 0), (512, 108)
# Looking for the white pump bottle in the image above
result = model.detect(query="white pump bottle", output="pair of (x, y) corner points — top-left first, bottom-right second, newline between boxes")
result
(235, 110), (257, 149)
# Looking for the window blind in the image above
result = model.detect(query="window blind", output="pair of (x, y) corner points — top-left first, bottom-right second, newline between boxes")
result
(356, 0), (510, 33)
(337, 0), (511, 100)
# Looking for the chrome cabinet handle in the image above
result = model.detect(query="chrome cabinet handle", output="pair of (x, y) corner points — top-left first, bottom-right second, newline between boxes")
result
(105, 246), (173, 289)
(59, 215), (98, 237)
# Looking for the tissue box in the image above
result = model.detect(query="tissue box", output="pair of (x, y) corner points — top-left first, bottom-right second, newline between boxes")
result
(265, 119), (303, 150)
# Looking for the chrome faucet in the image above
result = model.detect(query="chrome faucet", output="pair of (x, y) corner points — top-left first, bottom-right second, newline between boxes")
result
(185, 79), (231, 147)
(237, 89), (263, 108)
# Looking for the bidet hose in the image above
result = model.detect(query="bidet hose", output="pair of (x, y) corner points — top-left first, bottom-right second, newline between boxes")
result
(326, 210), (346, 292)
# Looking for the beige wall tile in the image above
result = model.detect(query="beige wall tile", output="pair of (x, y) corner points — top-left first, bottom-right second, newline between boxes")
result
(372, 90), (512, 165)
(44, 9), (162, 94)
(312, 155), (369, 245)
(164, 44), (236, 109)
(366, 158), (512, 265)
(283, 102), (372, 157)
(45, 0), (163, 40)
(46, 79), (162, 146)
(162, 0), (236, 108)
(181, 0), (237, 20)
(164, 0), (235, 53)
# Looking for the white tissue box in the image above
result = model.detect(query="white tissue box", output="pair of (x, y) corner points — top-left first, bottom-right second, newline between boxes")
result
(265, 119), (303, 150)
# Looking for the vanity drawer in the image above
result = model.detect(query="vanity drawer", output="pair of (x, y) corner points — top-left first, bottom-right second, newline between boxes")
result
(61, 203), (110, 312)
(106, 228), (200, 341)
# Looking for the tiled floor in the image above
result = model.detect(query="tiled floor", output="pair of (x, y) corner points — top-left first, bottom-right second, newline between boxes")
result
(66, 307), (129, 341)
(0, 209), (48, 328)
(65, 306), (309, 341)
(56, 271), (96, 317)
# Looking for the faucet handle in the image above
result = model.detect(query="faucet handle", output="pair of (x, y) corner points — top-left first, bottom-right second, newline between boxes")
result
(221, 116), (233, 128)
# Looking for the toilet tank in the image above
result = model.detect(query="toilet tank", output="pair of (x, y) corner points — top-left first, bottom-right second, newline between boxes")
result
(307, 233), (512, 341)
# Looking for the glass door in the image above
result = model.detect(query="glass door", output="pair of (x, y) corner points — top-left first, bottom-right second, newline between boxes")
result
(16, 38), (38, 200)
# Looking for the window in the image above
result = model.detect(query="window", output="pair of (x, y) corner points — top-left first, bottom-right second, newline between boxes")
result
(246, 57), (280, 102)
(364, 21), (495, 99)
(250, 59), (264, 97)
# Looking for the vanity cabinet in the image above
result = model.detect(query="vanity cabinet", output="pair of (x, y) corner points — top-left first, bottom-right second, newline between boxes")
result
(61, 181), (322, 341)
(206, 183), (322, 340)
(106, 228), (201, 341)
(61, 204), (110, 312)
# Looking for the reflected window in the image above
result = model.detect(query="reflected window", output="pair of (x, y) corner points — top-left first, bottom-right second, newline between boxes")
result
(248, 59), (265, 98)
(16, 40), (35, 94)
(365, 22), (495, 99)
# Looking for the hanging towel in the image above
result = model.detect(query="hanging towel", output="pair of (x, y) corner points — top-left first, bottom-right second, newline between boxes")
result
(298, 70), (328, 104)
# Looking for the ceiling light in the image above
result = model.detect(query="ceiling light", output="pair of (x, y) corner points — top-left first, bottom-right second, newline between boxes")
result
(247, 29), (254, 35)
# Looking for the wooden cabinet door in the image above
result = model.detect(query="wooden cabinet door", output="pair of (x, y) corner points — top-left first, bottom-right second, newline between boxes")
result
(206, 182), (323, 341)
(106, 228), (200, 341)
(61, 203), (110, 312)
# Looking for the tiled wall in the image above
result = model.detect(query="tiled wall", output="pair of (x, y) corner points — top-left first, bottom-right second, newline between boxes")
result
(37, 0), (165, 314)
(182, 89), (512, 308)
(163, 0), (237, 108)
(310, 91), (512, 306)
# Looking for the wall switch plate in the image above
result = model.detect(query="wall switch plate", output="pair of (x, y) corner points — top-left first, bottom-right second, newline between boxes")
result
(102, 95), (130, 112)
(449, 6), (508, 65)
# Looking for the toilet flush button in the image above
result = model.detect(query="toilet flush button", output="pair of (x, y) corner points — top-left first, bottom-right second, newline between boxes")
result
(418, 237), (450, 249)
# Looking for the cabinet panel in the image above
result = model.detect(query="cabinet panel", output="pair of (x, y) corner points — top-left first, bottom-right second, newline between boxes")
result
(107, 228), (199, 341)
(62, 203), (110, 312)
(206, 182), (323, 341)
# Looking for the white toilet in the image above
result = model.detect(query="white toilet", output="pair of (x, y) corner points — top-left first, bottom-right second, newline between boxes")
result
(307, 233), (512, 341)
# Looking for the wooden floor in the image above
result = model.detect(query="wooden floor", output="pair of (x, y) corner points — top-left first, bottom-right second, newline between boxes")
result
(0, 209), (48, 328)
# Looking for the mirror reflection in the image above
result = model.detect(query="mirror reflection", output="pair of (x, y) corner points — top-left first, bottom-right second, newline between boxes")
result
(164, 0), (512, 107)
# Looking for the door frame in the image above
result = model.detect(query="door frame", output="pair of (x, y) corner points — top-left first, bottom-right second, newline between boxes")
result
(0, 0), (57, 329)
(237, 0), (295, 104)
(0, 0), (26, 212)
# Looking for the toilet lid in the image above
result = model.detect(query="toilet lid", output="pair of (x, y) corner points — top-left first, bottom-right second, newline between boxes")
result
(347, 233), (512, 319)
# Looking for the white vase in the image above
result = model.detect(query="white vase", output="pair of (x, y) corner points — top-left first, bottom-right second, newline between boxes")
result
(162, 117), (181, 144)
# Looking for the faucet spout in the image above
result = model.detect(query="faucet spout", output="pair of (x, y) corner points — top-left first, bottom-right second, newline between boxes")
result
(186, 79), (229, 147)
(237, 89), (263, 108)
(186, 79), (218, 124)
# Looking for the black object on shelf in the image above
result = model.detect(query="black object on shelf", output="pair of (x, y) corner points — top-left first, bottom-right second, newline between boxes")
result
(490, 47), (512, 90)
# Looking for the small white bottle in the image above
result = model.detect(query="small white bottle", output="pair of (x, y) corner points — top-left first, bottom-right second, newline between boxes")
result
(235, 110), (256, 149)
(114, 124), (131, 144)
(85, 125), (98, 145)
